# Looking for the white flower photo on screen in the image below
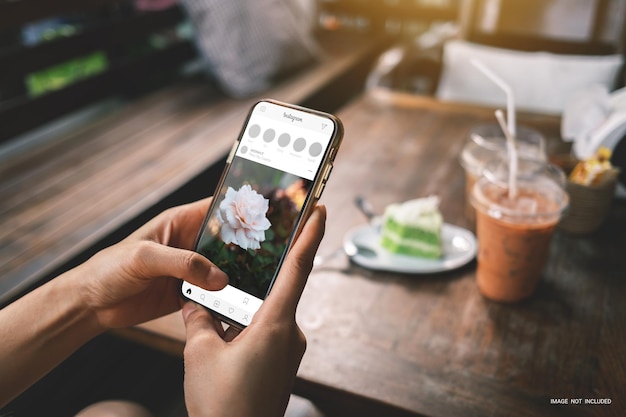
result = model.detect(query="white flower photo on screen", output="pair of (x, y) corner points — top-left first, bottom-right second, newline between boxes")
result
(217, 184), (271, 250)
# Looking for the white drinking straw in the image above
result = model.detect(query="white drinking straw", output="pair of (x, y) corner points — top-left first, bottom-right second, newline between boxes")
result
(471, 59), (517, 138)
(495, 109), (518, 200)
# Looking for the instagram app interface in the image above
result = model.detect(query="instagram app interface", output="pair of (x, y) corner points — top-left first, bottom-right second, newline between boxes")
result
(182, 102), (335, 325)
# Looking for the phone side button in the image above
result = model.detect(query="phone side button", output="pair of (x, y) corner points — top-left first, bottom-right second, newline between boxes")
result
(226, 141), (239, 163)
(314, 182), (326, 199)
(321, 163), (333, 182)
(324, 164), (334, 181)
(328, 147), (337, 161)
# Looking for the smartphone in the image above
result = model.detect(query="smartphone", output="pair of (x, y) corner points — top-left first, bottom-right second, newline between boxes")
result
(181, 99), (343, 329)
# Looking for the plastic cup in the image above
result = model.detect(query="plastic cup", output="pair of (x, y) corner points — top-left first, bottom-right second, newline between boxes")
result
(471, 158), (568, 303)
(460, 123), (546, 227)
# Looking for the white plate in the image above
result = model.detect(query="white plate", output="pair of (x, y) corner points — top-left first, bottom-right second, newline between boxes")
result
(343, 221), (477, 274)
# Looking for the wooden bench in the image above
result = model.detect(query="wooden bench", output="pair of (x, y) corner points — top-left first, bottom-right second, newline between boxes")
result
(0, 0), (391, 307)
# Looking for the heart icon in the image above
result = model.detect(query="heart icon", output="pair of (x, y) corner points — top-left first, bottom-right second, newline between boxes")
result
(228, 307), (235, 314)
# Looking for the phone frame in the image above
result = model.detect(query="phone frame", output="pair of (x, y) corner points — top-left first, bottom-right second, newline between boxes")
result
(182, 99), (343, 329)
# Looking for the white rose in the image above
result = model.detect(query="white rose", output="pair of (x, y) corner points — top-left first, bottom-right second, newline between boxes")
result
(217, 184), (271, 250)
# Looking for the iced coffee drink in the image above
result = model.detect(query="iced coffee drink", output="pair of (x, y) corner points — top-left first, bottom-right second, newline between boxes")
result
(471, 160), (568, 303)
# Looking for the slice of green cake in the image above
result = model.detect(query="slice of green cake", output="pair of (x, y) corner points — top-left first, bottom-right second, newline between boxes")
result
(380, 196), (443, 259)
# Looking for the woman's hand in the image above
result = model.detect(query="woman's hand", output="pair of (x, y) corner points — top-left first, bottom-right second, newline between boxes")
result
(182, 205), (326, 417)
(0, 198), (227, 407)
(77, 198), (228, 330)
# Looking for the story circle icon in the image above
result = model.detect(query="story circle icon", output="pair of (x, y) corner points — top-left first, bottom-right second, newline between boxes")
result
(309, 142), (323, 157)
(248, 124), (261, 138)
(278, 133), (291, 147)
(293, 137), (306, 152)
(263, 128), (276, 143)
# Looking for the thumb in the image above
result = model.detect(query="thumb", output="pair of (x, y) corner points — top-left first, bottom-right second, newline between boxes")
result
(182, 301), (222, 347)
(256, 205), (326, 321)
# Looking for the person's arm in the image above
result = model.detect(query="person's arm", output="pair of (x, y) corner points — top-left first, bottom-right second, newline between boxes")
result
(182, 205), (326, 417)
(0, 198), (227, 407)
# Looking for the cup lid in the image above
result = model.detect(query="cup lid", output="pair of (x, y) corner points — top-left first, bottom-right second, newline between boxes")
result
(472, 158), (569, 222)
(468, 123), (546, 154)
(460, 123), (547, 173)
(483, 157), (566, 188)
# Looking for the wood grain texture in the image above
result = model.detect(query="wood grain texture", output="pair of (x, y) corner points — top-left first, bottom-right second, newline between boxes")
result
(0, 32), (390, 305)
(133, 93), (626, 417)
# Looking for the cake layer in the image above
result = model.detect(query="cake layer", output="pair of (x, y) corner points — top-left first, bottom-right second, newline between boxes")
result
(382, 216), (441, 244)
(380, 234), (442, 258)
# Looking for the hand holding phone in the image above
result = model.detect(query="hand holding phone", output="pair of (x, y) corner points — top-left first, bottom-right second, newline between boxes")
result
(182, 99), (343, 328)
(182, 204), (326, 417)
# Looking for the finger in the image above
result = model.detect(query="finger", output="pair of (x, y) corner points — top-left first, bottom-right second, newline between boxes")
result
(174, 197), (213, 233)
(257, 205), (326, 321)
(181, 301), (222, 346)
(163, 197), (214, 249)
(131, 241), (228, 290)
(131, 197), (213, 249)
(183, 196), (213, 216)
(181, 295), (225, 335)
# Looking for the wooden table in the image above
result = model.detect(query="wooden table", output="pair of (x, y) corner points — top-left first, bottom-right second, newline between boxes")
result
(120, 91), (626, 417)
(0, 32), (389, 307)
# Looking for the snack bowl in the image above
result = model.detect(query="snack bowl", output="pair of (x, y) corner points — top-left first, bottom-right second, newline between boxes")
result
(558, 170), (619, 234)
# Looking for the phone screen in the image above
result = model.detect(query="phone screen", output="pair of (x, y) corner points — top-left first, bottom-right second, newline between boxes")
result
(182, 100), (340, 327)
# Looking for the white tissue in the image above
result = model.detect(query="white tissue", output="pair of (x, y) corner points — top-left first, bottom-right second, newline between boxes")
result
(562, 85), (626, 198)
(561, 85), (611, 158)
